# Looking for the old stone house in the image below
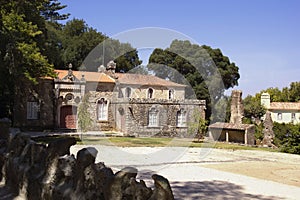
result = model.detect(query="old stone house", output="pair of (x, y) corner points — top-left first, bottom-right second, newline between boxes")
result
(261, 93), (300, 124)
(14, 61), (205, 136)
(208, 90), (255, 145)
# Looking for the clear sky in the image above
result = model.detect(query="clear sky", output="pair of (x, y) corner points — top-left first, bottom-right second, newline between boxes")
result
(59, 0), (300, 96)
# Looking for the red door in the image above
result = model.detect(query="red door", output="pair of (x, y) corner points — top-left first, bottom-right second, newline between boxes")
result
(60, 106), (77, 129)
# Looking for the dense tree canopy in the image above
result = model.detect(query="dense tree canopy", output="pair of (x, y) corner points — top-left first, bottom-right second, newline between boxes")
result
(0, 0), (56, 118)
(0, 0), (141, 119)
(148, 40), (240, 121)
(243, 94), (266, 122)
(45, 18), (141, 71)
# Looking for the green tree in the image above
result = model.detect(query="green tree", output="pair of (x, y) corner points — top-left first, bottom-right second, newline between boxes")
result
(49, 19), (142, 71)
(82, 37), (142, 72)
(0, 0), (56, 118)
(273, 123), (300, 154)
(78, 93), (92, 133)
(243, 94), (266, 122)
(41, 0), (70, 22)
(188, 110), (207, 141)
(149, 40), (240, 120)
(287, 82), (300, 102)
(211, 95), (231, 123)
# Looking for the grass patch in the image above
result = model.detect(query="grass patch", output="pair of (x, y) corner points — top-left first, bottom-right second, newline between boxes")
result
(31, 135), (81, 144)
(31, 135), (279, 152)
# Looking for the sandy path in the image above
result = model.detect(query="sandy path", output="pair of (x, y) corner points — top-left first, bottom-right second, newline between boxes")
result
(70, 145), (300, 200)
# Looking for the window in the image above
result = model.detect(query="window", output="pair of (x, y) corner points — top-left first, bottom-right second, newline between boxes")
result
(169, 89), (174, 100)
(27, 101), (39, 120)
(277, 113), (282, 120)
(125, 87), (131, 98)
(292, 113), (296, 120)
(148, 88), (153, 99)
(148, 107), (158, 127)
(177, 109), (187, 127)
(97, 98), (108, 120)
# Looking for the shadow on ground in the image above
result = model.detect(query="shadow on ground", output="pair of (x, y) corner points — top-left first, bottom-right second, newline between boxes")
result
(170, 180), (284, 200)
(0, 179), (285, 200)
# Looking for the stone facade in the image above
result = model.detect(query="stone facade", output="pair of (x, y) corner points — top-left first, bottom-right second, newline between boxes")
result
(209, 90), (255, 145)
(14, 62), (205, 136)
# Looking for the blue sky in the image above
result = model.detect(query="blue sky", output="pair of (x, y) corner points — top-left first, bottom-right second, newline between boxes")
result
(59, 0), (300, 96)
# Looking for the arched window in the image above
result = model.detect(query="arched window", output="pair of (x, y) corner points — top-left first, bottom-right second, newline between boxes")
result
(169, 89), (174, 100)
(97, 98), (108, 120)
(148, 88), (153, 99)
(176, 109), (187, 127)
(148, 107), (158, 127)
(125, 87), (132, 98)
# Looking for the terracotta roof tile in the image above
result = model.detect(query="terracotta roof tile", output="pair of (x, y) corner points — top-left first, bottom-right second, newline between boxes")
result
(116, 73), (186, 88)
(209, 122), (254, 130)
(269, 102), (300, 111)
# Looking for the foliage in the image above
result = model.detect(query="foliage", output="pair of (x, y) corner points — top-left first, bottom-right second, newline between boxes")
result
(78, 93), (92, 133)
(261, 81), (300, 102)
(211, 95), (231, 123)
(0, 0), (57, 118)
(82, 37), (142, 72)
(273, 123), (300, 154)
(0, 0), (142, 119)
(45, 18), (142, 71)
(254, 123), (264, 143)
(243, 94), (266, 122)
(41, 0), (70, 21)
(148, 40), (240, 121)
(188, 110), (208, 141)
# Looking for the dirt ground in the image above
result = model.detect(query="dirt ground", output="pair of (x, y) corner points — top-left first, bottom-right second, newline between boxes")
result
(202, 160), (300, 187)
(2, 146), (299, 199)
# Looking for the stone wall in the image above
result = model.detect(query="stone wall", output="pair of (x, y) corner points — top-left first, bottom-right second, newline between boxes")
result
(13, 79), (55, 130)
(230, 90), (244, 124)
(88, 91), (116, 131)
(112, 98), (205, 137)
(118, 85), (185, 100)
(0, 128), (174, 199)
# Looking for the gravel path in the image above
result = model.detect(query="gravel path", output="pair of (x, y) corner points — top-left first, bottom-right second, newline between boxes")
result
(70, 145), (300, 200)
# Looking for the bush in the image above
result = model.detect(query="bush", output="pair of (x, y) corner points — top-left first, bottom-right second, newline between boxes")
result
(273, 122), (300, 154)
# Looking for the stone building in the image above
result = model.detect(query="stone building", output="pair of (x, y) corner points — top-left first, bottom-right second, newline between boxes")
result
(261, 93), (300, 124)
(14, 61), (205, 136)
(208, 90), (255, 145)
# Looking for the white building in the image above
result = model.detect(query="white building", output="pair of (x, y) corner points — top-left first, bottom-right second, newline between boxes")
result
(261, 93), (300, 124)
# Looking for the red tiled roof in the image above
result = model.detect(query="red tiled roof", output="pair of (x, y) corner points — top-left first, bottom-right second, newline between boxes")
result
(209, 122), (254, 130)
(47, 70), (186, 87)
(116, 73), (186, 88)
(54, 70), (115, 83)
(269, 102), (300, 111)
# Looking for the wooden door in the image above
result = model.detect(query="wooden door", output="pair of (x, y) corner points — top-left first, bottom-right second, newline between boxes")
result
(60, 106), (77, 129)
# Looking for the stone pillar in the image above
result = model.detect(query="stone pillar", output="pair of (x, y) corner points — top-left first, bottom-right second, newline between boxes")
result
(230, 90), (244, 124)
(244, 130), (248, 145)
(208, 131), (213, 140)
(262, 111), (275, 147)
(226, 131), (229, 142)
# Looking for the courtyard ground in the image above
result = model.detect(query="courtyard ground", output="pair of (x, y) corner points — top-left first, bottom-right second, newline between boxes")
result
(69, 145), (300, 200)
